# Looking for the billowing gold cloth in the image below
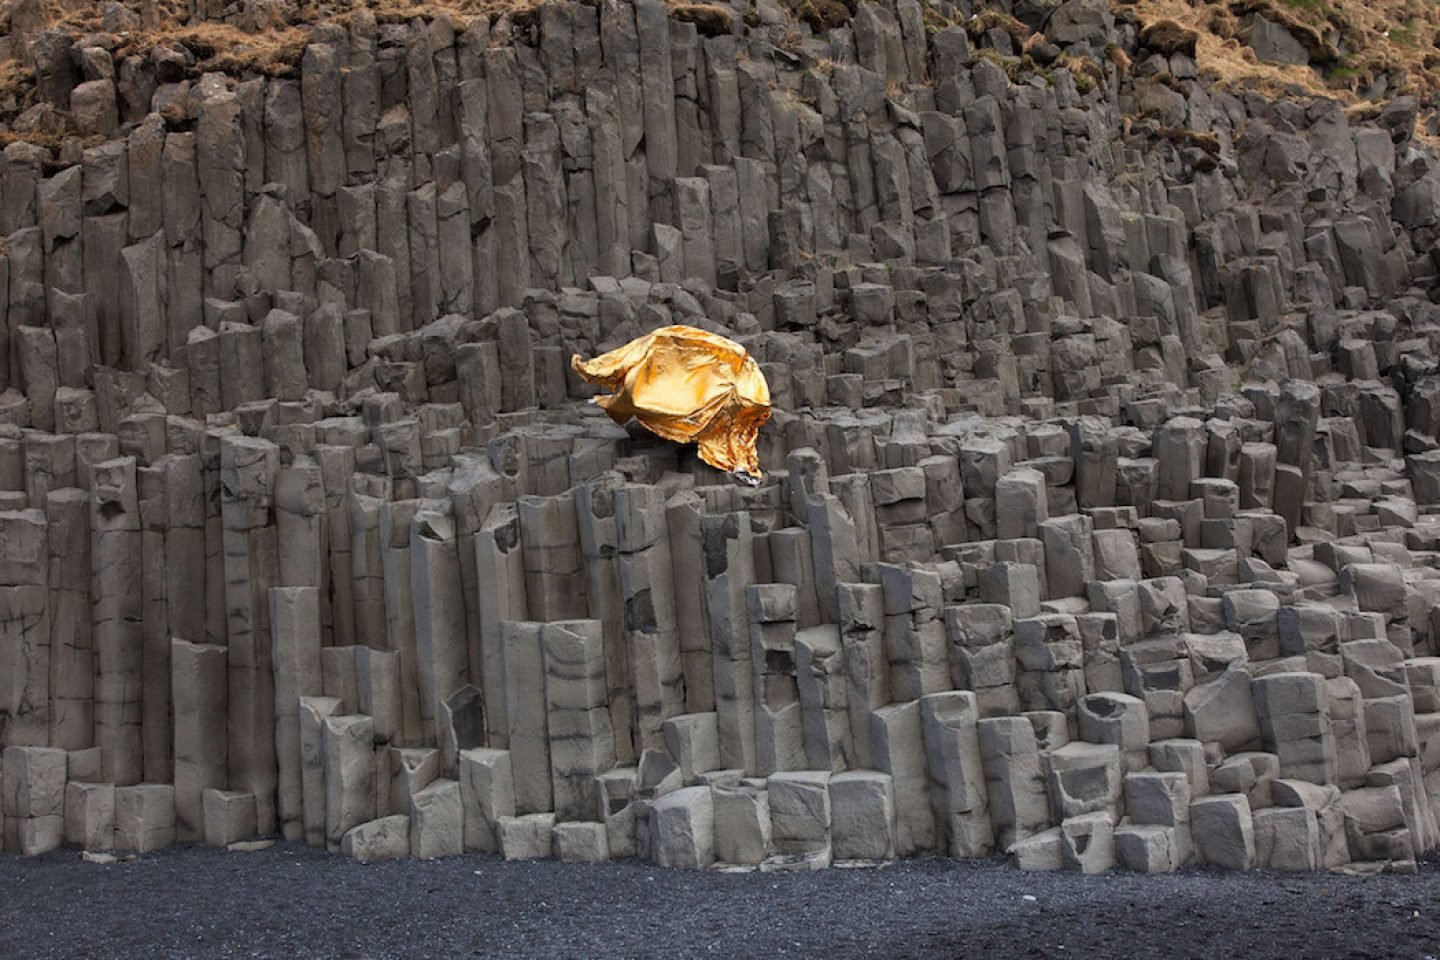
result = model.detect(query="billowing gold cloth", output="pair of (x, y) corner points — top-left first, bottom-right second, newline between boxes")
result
(571, 325), (771, 482)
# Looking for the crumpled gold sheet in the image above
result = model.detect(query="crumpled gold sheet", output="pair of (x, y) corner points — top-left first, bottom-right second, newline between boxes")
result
(571, 325), (771, 483)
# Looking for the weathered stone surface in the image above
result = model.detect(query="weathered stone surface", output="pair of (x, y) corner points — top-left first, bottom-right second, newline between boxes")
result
(649, 785), (714, 869)
(713, 781), (771, 865)
(2, 2), (1440, 884)
(202, 789), (258, 847)
(323, 715), (375, 853)
(65, 781), (115, 851)
(459, 748), (514, 854)
(341, 816), (412, 863)
(172, 640), (228, 843)
(1190, 795), (1255, 870)
(114, 784), (176, 854)
(920, 691), (992, 857)
(4, 746), (66, 854)
(410, 778), (463, 859)
(498, 813), (556, 861)
(829, 771), (895, 861)
(555, 820), (610, 863)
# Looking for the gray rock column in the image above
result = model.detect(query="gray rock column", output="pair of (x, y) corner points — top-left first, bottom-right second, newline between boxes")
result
(299, 696), (342, 848)
(880, 564), (950, 702)
(519, 493), (587, 621)
(1273, 381), (1321, 536)
(574, 477), (632, 763)
(220, 436), (280, 833)
(636, 0), (677, 224)
(15, 326), (56, 431)
(476, 503), (528, 749)
(808, 494), (862, 624)
(1253, 672), (1338, 786)
(1, 510), (49, 749)
(615, 485), (684, 754)
(921, 691), (993, 858)
(197, 88), (245, 295)
(317, 444), (358, 647)
(523, 113), (567, 291)
(1154, 417), (1207, 503)
(323, 714), (376, 853)
(379, 500), (423, 749)
(796, 625), (850, 772)
(871, 700), (935, 857)
(674, 177), (716, 287)
(3, 745), (66, 855)
(90, 458), (141, 784)
(349, 493), (387, 652)
(301, 42), (345, 253)
(666, 493), (711, 713)
(746, 583), (805, 776)
(45, 489), (91, 749)
(947, 603), (1020, 717)
(588, 84), (630, 277)
(503, 620), (552, 814)
(978, 716), (1051, 849)
(137, 462), (170, 784)
(162, 454), (208, 652)
(412, 510), (469, 749)
(459, 747), (514, 854)
(840, 582), (887, 771)
(542, 620), (616, 822)
(270, 587), (322, 842)
(171, 639), (227, 842)
(703, 512), (758, 774)
(161, 131), (202, 357)
(438, 182), (474, 317)
(407, 183), (441, 329)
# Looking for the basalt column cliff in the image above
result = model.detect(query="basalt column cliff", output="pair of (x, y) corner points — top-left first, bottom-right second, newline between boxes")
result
(4, 0), (1440, 874)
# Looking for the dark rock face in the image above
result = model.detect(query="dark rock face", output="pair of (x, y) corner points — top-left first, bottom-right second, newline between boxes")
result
(2, 0), (1440, 879)
(1247, 15), (1311, 66)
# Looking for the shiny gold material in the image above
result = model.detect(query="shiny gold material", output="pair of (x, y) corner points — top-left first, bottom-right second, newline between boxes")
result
(570, 325), (772, 483)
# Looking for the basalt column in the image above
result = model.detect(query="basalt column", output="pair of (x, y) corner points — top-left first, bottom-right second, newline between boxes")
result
(91, 458), (142, 785)
(221, 436), (280, 834)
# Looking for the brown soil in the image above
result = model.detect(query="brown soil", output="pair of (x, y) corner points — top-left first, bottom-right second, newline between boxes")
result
(1139, 18), (1200, 59)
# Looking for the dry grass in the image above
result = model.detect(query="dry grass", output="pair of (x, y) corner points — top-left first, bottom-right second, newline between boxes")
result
(115, 22), (312, 77)
(1135, 0), (1440, 101)
(1137, 0), (1328, 93)
(1, 0), (1438, 137)
(785, 0), (853, 34)
(0, 128), (65, 149)
(965, 8), (1033, 48)
(1138, 18), (1199, 58)
(0, 54), (29, 108)
(1106, 43), (1134, 74)
(669, 2), (733, 37)
(1061, 53), (1105, 93)
(293, 0), (529, 25)
(1156, 125), (1222, 155)
(0, 0), (556, 124)
(359, 0), (558, 26)
(0, 0), (531, 48)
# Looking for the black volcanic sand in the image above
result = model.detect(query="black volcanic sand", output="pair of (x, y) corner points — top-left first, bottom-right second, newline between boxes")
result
(3, 843), (1440, 960)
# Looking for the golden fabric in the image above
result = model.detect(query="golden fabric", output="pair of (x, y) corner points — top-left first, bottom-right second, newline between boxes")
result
(571, 325), (772, 483)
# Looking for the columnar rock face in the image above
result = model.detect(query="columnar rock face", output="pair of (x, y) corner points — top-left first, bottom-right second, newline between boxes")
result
(4, 0), (1440, 880)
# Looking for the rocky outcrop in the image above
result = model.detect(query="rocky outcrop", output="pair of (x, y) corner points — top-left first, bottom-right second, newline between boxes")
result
(3, 0), (1440, 877)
